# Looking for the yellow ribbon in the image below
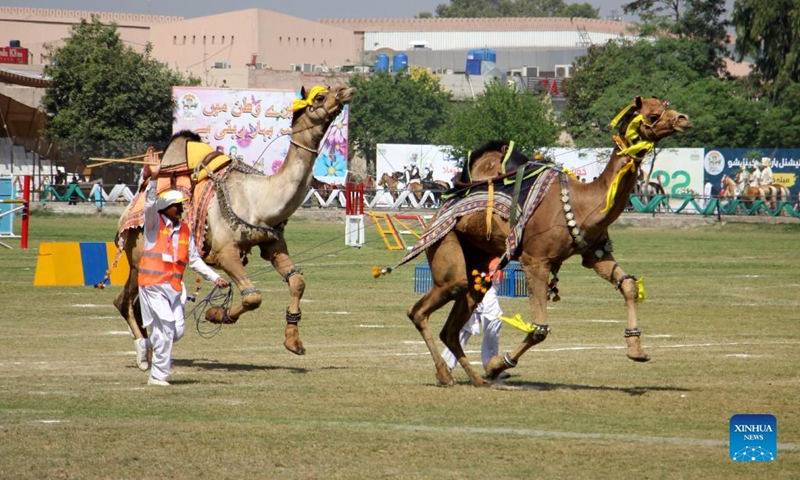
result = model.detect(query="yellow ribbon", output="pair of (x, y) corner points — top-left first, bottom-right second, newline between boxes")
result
(609, 102), (636, 129)
(636, 276), (646, 302)
(497, 313), (539, 333)
(601, 159), (635, 212)
(291, 86), (329, 112)
(618, 114), (656, 156)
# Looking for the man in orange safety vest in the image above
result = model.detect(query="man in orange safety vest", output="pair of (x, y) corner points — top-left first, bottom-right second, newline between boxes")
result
(135, 154), (229, 386)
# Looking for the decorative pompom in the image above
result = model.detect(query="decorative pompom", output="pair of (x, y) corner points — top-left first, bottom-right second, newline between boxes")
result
(372, 266), (392, 278)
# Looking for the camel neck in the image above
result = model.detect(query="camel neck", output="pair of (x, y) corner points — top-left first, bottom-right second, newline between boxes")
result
(578, 152), (639, 231)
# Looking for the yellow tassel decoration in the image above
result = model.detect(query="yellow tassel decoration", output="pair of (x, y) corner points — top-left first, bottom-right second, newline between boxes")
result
(497, 314), (539, 333)
(636, 276), (646, 302)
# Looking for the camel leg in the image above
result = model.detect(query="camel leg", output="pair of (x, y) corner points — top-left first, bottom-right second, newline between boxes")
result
(260, 238), (306, 356)
(440, 291), (491, 387)
(484, 257), (552, 379)
(113, 273), (145, 339)
(113, 230), (146, 340)
(585, 253), (650, 362)
(205, 244), (262, 323)
(407, 232), (468, 386)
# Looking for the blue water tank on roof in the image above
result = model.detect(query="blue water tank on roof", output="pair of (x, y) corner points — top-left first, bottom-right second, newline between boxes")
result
(466, 49), (496, 75)
(375, 53), (390, 72)
(392, 53), (408, 72)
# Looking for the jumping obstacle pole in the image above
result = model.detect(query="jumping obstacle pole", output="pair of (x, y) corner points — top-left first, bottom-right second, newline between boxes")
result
(369, 212), (428, 250)
(345, 182), (365, 247)
(0, 175), (30, 249)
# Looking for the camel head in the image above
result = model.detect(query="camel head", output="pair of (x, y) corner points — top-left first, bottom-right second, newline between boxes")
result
(291, 85), (355, 132)
(611, 96), (691, 148)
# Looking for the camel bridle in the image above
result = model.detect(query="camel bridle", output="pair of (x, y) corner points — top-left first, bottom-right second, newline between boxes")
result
(289, 91), (346, 153)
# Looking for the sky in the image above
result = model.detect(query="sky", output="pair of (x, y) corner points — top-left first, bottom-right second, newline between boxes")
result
(0, 0), (737, 22)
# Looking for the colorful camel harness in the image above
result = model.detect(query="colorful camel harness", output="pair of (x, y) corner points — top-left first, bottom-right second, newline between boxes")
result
(374, 102), (657, 342)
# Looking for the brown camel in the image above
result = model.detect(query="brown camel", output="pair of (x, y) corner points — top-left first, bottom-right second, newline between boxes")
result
(114, 85), (355, 356)
(403, 96), (691, 387)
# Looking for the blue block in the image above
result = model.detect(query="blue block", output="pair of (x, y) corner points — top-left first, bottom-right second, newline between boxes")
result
(0, 177), (15, 235)
(79, 242), (110, 286)
(414, 261), (527, 297)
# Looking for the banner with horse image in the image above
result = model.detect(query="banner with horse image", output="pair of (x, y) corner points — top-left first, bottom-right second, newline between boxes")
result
(703, 148), (800, 200)
(375, 144), (461, 206)
(173, 87), (348, 185)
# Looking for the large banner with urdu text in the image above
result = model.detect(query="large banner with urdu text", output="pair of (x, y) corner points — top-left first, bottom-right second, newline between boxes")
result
(703, 148), (800, 198)
(173, 87), (349, 184)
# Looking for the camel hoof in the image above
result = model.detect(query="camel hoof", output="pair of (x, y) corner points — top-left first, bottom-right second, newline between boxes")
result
(483, 355), (510, 380)
(434, 364), (456, 386)
(284, 324), (306, 355)
(627, 352), (651, 362)
(436, 373), (455, 387)
(205, 306), (236, 324)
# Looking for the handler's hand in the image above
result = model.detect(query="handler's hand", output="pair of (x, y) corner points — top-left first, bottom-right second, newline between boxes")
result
(142, 147), (160, 180)
(215, 277), (230, 288)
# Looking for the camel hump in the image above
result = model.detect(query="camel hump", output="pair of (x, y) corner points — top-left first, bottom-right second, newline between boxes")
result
(186, 141), (231, 182)
(159, 130), (201, 170)
(459, 140), (530, 184)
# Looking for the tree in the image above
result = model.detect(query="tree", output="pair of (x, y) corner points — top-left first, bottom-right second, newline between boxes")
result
(42, 16), (198, 161)
(563, 38), (762, 148)
(560, 3), (600, 18)
(732, 0), (800, 98)
(347, 67), (453, 173)
(436, 79), (561, 159)
(757, 83), (800, 147)
(432, 0), (598, 18)
(623, 0), (729, 74)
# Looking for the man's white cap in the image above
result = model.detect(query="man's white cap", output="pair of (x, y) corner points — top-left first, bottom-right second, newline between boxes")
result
(761, 157), (771, 167)
(156, 190), (187, 211)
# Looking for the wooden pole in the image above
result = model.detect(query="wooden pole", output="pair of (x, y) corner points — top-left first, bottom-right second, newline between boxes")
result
(86, 151), (163, 169)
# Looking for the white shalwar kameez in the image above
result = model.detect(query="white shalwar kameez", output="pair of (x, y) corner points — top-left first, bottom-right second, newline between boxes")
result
(759, 167), (774, 186)
(139, 181), (220, 382)
(443, 279), (504, 371)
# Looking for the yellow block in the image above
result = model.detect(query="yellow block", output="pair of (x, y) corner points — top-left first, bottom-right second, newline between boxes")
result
(106, 242), (131, 285)
(33, 242), (130, 286)
(34, 242), (84, 286)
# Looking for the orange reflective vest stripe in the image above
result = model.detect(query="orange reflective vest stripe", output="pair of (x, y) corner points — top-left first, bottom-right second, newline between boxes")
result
(138, 216), (191, 291)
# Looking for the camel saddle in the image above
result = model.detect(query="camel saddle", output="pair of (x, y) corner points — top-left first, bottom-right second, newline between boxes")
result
(185, 141), (231, 182)
(444, 141), (548, 200)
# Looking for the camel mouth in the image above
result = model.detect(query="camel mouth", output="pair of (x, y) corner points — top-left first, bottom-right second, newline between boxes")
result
(674, 119), (692, 132)
(336, 87), (356, 104)
(673, 115), (692, 132)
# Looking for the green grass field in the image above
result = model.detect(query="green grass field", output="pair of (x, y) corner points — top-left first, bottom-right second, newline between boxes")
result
(1, 211), (798, 479)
